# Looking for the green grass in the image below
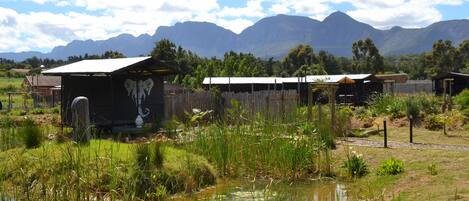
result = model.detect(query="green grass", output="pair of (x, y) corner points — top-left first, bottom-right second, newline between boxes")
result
(0, 139), (216, 200)
(334, 145), (469, 200)
(0, 77), (23, 93)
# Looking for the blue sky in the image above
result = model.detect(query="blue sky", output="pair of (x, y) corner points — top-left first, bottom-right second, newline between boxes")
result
(0, 0), (468, 53)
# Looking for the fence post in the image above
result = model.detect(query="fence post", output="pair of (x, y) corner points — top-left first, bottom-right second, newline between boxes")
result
(384, 119), (388, 148)
(409, 115), (413, 143)
(307, 84), (312, 121)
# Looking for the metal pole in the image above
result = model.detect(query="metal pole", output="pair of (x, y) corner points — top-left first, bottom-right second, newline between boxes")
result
(384, 119), (388, 148)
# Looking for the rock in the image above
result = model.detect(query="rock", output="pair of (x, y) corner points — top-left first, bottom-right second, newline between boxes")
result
(71, 96), (90, 143)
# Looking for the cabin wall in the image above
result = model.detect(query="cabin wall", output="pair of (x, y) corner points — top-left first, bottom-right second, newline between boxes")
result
(62, 75), (164, 127)
(434, 76), (469, 96)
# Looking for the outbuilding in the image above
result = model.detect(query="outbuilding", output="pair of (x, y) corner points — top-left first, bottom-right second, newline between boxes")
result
(432, 72), (469, 96)
(202, 74), (382, 105)
(43, 57), (175, 129)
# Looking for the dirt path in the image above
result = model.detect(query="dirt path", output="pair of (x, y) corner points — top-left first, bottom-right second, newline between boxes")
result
(338, 137), (469, 151)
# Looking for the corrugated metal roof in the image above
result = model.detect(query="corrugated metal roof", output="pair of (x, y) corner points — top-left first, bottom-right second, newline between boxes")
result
(306, 75), (347, 83)
(43, 57), (151, 74)
(203, 74), (375, 85)
(25, 75), (61, 87)
(203, 77), (282, 84)
(346, 74), (373, 80)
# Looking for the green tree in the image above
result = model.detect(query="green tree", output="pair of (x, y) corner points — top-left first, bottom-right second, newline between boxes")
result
(352, 38), (384, 74)
(317, 50), (340, 74)
(282, 44), (316, 75)
(102, 50), (126, 59)
(431, 40), (456, 74)
(151, 39), (177, 63)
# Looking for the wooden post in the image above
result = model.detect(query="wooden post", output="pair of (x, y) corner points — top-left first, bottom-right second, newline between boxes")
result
(384, 119), (388, 148)
(266, 83), (270, 120)
(8, 93), (12, 111)
(330, 85), (337, 134)
(448, 79), (453, 111)
(110, 76), (115, 128)
(281, 82), (285, 121)
(409, 115), (413, 143)
(307, 84), (312, 121)
(251, 82), (254, 116)
(297, 76), (300, 105)
(228, 77), (231, 93)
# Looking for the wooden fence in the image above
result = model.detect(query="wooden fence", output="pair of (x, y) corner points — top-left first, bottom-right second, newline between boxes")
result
(164, 90), (298, 121)
(383, 80), (433, 95)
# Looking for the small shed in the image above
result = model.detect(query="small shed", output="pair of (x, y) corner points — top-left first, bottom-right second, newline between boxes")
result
(24, 75), (61, 96)
(432, 72), (469, 96)
(43, 57), (175, 128)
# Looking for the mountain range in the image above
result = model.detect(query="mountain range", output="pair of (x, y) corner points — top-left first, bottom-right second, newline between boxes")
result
(1, 11), (469, 61)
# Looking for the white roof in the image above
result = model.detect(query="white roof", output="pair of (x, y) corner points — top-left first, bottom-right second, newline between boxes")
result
(345, 74), (373, 80)
(43, 57), (151, 74)
(203, 77), (282, 84)
(203, 74), (374, 85)
(306, 75), (347, 83)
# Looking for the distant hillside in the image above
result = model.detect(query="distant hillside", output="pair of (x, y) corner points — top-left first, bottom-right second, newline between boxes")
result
(1, 11), (468, 61)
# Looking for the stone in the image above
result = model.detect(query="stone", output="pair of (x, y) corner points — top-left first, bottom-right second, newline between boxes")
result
(71, 96), (90, 143)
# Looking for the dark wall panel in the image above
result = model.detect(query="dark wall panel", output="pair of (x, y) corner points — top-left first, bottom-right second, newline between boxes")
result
(62, 75), (164, 127)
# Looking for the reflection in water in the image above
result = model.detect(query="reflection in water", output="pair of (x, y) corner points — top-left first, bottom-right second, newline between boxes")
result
(178, 180), (347, 201)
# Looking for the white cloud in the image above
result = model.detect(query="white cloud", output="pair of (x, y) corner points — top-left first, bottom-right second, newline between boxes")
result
(1, 0), (467, 53)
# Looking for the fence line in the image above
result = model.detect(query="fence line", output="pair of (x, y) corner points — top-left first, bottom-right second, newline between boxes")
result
(384, 80), (433, 94)
(164, 90), (298, 121)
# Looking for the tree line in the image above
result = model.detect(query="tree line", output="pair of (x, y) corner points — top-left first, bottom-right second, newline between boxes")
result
(1, 38), (468, 87)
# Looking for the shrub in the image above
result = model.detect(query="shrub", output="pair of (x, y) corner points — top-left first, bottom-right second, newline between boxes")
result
(386, 101), (405, 119)
(416, 93), (441, 115)
(455, 89), (469, 110)
(0, 116), (18, 128)
(19, 118), (43, 148)
(377, 158), (404, 176)
(51, 106), (60, 114)
(29, 108), (44, 115)
(424, 114), (444, 130)
(342, 149), (368, 178)
(9, 109), (27, 116)
(428, 163), (438, 176)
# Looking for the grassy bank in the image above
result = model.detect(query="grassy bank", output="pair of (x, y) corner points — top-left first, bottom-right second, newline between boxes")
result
(333, 145), (469, 200)
(0, 139), (216, 200)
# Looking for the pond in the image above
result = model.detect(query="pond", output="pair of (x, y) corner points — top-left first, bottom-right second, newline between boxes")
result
(174, 179), (347, 201)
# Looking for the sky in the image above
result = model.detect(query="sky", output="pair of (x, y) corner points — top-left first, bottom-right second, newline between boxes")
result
(0, 0), (468, 53)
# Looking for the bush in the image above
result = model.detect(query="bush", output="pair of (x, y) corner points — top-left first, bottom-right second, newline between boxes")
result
(428, 163), (438, 176)
(386, 101), (405, 119)
(455, 89), (469, 110)
(9, 109), (27, 116)
(0, 116), (18, 128)
(342, 149), (368, 178)
(19, 118), (43, 148)
(424, 114), (444, 130)
(51, 106), (60, 114)
(416, 93), (441, 115)
(377, 158), (404, 176)
(29, 108), (44, 115)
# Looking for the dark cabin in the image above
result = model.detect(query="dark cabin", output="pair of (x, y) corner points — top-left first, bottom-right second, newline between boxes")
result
(432, 72), (469, 96)
(43, 57), (175, 129)
(202, 74), (382, 105)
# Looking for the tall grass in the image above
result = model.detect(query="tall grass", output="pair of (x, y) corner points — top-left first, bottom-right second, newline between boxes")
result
(0, 138), (216, 200)
(185, 105), (339, 179)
